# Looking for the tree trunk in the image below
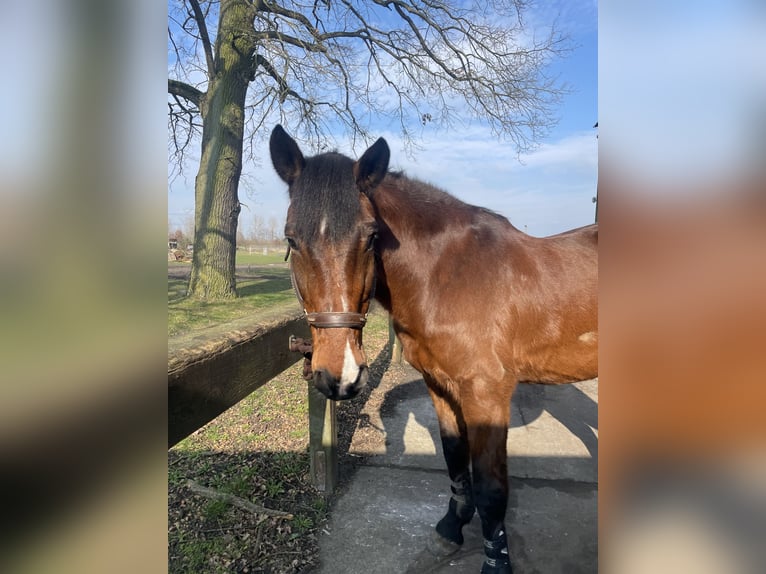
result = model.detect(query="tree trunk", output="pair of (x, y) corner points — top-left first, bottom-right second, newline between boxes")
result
(187, 0), (254, 300)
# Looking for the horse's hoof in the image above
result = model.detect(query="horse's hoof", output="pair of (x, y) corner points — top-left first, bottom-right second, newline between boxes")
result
(404, 531), (462, 573)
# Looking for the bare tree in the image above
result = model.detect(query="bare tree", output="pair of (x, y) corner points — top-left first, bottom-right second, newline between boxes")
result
(169, 0), (568, 299)
(267, 216), (279, 244)
(252, 214), (266, 242)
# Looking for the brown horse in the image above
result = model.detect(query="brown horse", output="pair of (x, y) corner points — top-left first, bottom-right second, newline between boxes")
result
(270, 125), (598, 574)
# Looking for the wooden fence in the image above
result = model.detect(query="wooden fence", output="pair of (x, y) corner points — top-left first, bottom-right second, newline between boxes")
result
(168, 310), (338, 492)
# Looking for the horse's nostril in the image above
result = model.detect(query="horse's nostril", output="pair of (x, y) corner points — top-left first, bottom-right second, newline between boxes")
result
(356, 365), (369, 388)
(312, 369), (334, 399)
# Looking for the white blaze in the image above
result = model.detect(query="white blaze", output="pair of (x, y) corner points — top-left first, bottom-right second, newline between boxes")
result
(341, 339), (360, 385)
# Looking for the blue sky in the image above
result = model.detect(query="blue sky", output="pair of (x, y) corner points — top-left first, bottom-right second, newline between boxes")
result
(168, 1), (598, 238)
(600, 1), (766, 189)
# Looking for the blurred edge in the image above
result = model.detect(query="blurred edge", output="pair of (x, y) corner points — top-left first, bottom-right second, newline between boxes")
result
(600, 1), (766, 572)
(600, 173), (766, 573)
(0, 1), (167, 572)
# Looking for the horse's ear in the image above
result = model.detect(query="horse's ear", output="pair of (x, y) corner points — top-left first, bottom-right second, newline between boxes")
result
(354, 137), (389, 195)
(270, 125), (305, 187)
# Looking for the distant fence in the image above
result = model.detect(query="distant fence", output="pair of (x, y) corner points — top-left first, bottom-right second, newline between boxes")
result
(168, 311), (339, 492)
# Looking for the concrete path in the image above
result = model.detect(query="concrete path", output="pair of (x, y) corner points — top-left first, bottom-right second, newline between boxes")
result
(316, 364), (598, 574)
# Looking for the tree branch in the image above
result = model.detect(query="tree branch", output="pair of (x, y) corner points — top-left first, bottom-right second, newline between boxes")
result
(170, 0), (571, 159)
(168, 79), (204, 108)
(187, 0), (216, 76)
(186, 479), (293, 519)
(253, 54), (299, 103)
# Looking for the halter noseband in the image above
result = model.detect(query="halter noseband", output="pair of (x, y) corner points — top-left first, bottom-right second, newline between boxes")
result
(287, 247), (373, 330)
(305, 311), (368, 329)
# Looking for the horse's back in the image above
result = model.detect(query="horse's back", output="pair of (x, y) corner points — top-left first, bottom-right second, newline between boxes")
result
(509, 224), (598, 382)
(546, 223), (598, 250)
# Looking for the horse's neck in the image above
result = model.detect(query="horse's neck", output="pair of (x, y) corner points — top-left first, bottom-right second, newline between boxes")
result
(371, 178), (527, 322)
(371, 185), (434, 318)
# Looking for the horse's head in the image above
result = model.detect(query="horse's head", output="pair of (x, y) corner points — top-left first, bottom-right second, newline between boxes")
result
(270, 125), (390, 400)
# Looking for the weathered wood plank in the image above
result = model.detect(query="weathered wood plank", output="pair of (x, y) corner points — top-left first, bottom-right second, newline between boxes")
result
(168, 312), (310, 447)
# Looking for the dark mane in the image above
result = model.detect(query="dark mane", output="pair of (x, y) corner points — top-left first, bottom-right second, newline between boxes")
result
(289, 152), (361, 241)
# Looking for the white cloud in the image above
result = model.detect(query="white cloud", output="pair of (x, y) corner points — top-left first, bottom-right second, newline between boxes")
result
(522, 131), (598, 170)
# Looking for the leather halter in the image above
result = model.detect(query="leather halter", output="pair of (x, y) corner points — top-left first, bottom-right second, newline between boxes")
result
(287, 249), (374, 330)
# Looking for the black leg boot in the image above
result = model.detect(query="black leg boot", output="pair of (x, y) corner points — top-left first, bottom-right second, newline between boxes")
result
(435, 473), (476, 545)
(481, 524), (512, 574)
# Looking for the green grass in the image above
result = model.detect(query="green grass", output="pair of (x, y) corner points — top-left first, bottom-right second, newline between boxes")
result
(175, 538), (229, 574)
(169, 251), (286, 266)
(203, 499), (231, 521)
(168, 265), (296, 337)
(235, 251), (287, 265)
(173, 367), (311, 454)
(292, 514), (314, 532)
(265, 478), (285, 497)
(169, 255), (393, 574)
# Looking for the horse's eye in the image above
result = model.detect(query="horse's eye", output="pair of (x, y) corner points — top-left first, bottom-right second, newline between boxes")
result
(365, 231), (378, 252)
(286, 237), (298, 251)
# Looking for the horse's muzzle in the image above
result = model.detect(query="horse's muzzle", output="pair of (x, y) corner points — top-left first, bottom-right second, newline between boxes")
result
(313, 366), (369, 400)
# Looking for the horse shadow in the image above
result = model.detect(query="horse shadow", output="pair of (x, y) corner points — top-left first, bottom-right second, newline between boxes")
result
(375, 372), (598, 470)
(335, 340), (394, 467)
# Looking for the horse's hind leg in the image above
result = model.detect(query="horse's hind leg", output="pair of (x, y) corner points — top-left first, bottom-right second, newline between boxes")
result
(426, 384), (475, 547)
(465, 398), (513, 574)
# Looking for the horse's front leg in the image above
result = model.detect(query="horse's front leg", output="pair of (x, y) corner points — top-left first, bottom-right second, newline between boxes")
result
(465, 394), (513, 574)
(426, 383), (475, 547)
(406, 379), (475, 574)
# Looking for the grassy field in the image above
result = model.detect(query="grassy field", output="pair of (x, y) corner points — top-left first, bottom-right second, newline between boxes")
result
(168, 262), (296, 338)
(170, 251), (287, 266)
(235, 251), (287, 266)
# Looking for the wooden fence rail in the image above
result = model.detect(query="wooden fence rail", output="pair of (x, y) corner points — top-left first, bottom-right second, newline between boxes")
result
(168, 311), (339, 492)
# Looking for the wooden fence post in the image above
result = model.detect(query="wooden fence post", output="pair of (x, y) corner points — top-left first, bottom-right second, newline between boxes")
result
(308, 383), (337, 493)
